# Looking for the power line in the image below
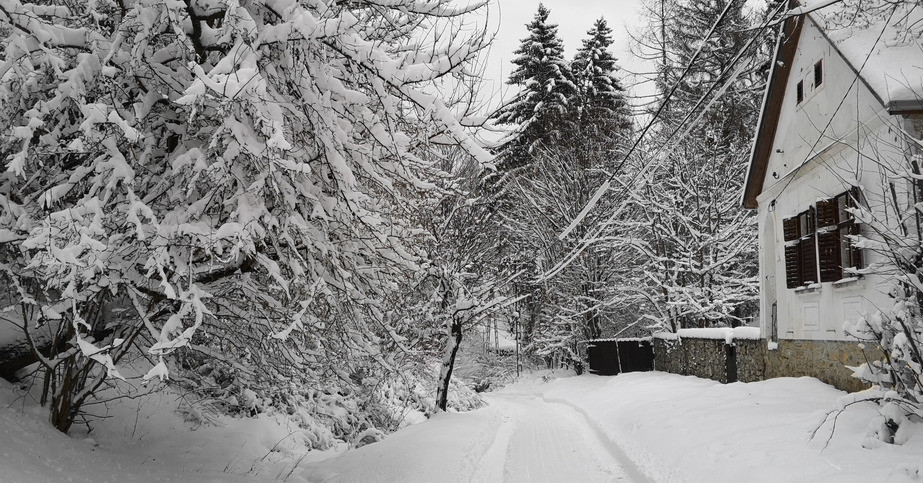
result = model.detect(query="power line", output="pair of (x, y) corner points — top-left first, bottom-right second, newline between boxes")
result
(559, 0), (781, 241)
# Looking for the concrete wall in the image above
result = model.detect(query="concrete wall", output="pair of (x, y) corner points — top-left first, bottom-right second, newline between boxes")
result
(654, 336), (874, 393)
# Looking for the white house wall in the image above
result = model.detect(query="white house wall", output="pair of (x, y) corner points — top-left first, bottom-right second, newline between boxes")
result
(755, 16), (907, 342)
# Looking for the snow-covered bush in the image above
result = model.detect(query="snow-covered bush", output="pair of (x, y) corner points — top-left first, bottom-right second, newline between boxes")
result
(844, 134), (923, 443)
(168, 357), (484, 449)
(0, 0), (491, 432)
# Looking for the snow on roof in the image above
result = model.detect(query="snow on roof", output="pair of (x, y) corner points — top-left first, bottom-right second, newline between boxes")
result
(653, 327), (761, 344)
(803, 0), (923, 108)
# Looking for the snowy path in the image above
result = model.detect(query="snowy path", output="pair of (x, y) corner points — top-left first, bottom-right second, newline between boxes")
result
(303, 391), (646, 482)
(469, 393), (642, 482)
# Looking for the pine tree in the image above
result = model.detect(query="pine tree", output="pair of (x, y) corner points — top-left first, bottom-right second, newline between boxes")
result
(572, 18), (633, 151)
(492, 4), (577, 169)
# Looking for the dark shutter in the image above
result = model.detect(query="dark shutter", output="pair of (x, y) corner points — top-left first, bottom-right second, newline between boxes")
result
(783, 217), (799, 241)
(848, 222), (863, 269)
(818, 231), (841, 282)
(785, 244), (801, 288)
(849, 186), (862, 208)
(800, 236), (816, 284)
(816, 198), (837, 228)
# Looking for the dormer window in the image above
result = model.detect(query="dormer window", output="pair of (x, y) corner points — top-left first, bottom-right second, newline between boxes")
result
(813, 59), (823, 87)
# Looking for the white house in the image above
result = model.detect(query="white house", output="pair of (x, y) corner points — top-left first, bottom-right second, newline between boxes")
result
(743, 1), (923, 346)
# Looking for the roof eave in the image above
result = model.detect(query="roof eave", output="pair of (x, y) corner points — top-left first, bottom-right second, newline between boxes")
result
(887, 100), (923, 115)
(742, 14), (804, 210)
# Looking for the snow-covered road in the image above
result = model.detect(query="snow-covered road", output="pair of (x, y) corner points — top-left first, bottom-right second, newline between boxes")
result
(303, 391), (645, 482)
(470, 393), (643, 482)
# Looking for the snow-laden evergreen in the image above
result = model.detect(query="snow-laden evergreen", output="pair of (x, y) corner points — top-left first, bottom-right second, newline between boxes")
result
(491, 3), (577, 169)
(572, 18), (632, 153)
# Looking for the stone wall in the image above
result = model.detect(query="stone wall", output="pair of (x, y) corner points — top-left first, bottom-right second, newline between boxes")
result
(653, 336), (875, 392)
(652, 338), (684, 375)
(681, 338), (731, 383)
(764, 340), (873, 392)
(735, 339), (767, 383)
(653, 337), (732, 383)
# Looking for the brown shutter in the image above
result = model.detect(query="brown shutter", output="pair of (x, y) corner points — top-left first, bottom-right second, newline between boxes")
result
(783, 217), (799, 241)
(849, 186), (862, 207)
(806, 207), (816, 234)
(800, 236), (817, 284)
(849, 223), (863, 269)
(816, 198), (837, 228)
(785, 243), (801, 288)
(818, 231), (841, 282)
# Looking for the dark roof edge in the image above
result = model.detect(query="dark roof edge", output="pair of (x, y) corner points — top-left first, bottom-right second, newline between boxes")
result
(742, 14), (804, 210)
(887, 100), (923, 115)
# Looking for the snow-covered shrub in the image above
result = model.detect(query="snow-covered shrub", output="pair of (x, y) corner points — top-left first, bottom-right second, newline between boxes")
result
(0, 0), (491, 433)
(846, 301), (923, 443)
(843, 128), (923, 443)
(167, 356), (484, 450)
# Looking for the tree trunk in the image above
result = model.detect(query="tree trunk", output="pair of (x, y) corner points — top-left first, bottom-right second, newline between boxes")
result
(436, 317), (463, 412)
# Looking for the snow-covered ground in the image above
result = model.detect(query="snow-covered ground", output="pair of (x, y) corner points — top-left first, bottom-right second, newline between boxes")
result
(539, 372), (922, 482)
(1, 371), (921, 482)
(303, 391), (642, 482)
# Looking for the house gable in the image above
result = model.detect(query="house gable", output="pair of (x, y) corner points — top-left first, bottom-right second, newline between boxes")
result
(743, 2), (923, 209)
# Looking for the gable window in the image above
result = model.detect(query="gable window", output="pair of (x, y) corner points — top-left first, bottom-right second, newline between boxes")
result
(783, 188), (863, 289)
(796, 58), (824, 106)
(813, 59), (823, 88)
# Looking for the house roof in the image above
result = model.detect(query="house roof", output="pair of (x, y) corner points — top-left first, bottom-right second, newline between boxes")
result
(742, 0), (923, 209)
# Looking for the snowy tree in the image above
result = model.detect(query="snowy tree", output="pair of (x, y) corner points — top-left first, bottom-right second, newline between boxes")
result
(572, 17), (632, 157)
(659, 0), (760, 139)
(605, 0), (765, 332)
(406, 147), (517, 411)
(491, 3), (577, 170)
(841, 124), (923, 444)
(620, 140), (759, 331)
(0, 0), (492, 433)
(501, 139), (636, 371)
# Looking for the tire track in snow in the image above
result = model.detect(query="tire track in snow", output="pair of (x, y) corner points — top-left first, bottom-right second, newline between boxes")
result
(541, 394), (655, 483)
(466, 393), (640, 482)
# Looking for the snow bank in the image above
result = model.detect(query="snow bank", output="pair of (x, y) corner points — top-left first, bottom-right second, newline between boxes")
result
(543, 372), (923, 482)
(301, 409), (497, 482)
(0, 378), (301, 482)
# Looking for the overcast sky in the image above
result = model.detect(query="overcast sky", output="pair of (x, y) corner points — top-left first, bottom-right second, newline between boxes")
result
(480, 0), (653, 111)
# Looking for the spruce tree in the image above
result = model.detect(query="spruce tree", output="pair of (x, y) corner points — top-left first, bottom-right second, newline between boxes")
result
(493, 4), (577, 169)
(572, 17), (633, 162)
